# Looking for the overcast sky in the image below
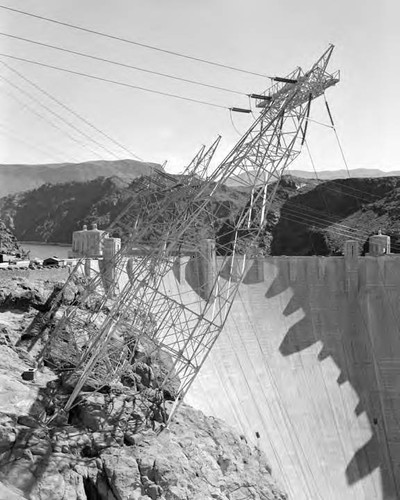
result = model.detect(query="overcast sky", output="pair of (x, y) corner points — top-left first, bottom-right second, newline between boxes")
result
(0, 0), (398, 173)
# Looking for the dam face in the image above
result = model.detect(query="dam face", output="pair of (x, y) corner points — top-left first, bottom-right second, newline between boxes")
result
(167, 253), (400, 499)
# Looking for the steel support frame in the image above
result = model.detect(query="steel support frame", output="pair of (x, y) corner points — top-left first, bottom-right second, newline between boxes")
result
(60, 47), (339, 418)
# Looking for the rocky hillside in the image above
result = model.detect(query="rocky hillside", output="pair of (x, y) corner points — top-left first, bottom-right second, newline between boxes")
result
(0, 174), (251, 246)
(0, 273), (287, 500)
(272, 176), (400, 255)
(0, 220), (23, 256)
(0, 177), (133, 244)
(0, 159), (161, 198)
(2, 173), (400, 255)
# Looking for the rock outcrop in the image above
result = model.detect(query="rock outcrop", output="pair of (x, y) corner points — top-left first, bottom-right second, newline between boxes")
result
(0, 220), (22, 256)
(6, 172), (400, 256)
(0, 274), (287, 500)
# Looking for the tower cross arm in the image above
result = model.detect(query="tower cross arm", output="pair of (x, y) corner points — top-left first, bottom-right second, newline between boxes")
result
(256, 45), (339, 109)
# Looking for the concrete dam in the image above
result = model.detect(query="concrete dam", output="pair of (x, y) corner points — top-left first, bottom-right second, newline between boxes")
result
(149, 241), (400, 499)
(84, 229), (400, 499)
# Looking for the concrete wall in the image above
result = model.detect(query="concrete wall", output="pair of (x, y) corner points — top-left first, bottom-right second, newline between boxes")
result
(100, 250), (400, 498)
(70, 225), (119, 258)
(162, 254), (400, 500)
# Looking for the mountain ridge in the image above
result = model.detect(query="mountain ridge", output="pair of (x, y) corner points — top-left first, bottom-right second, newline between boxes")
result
(0, 159), (162, 198)
(289, 168), (400, 179)
(2, 173), (400, 256)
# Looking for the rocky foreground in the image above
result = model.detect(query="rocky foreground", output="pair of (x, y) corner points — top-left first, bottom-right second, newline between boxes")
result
(0, 272), (287, 500)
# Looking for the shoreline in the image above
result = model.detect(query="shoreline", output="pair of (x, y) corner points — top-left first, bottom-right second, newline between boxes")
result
(20, 241), (71, 247)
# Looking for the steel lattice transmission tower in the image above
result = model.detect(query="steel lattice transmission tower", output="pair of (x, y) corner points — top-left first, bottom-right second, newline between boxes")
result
(53, 46), (338, 419)
(42, 137), (221, 381)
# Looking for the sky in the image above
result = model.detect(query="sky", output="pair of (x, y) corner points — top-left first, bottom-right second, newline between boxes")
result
(0, 0), (399, 174)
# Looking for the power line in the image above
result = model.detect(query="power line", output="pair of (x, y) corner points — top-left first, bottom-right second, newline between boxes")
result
(293, 114), (399, 207)
(0, 53), (230, 110)
(0, 72), (120, 159)
(295, 96), (400, 496)
(0, 122), (74, 162)
(287, 114), (400, 251)
(0, 4), (270, 79)
(323, 94), (351, 178)
(0, 79), (102, 159)
(0, 32), (246, 97)
(1, 60), (144, 161)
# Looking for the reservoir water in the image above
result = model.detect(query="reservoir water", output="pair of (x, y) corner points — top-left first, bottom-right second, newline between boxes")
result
(20, 242), (71, 260)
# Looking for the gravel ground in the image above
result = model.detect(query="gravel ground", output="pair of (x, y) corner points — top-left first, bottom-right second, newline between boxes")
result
(0, 267), (69, 284)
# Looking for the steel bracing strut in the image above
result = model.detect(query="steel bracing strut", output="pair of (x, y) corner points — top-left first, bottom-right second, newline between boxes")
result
(54, 46), (339, 420)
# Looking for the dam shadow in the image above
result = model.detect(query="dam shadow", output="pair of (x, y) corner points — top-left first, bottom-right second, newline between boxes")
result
(124, 243), (400, 498)
(182, 252), (400, 499)
(266, 256), (400, 499)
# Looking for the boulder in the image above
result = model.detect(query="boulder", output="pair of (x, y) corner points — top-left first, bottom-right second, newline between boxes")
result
(0, 416), (16, 453)
(0, 481), (25, 500)
(101, 448), (143, 500)
(130, 404), (287, 500)
(1, 453), (87, 500)
(0, 279), (47, 312)
(70, 393), (107, 431)
(30, 466), (87, 500)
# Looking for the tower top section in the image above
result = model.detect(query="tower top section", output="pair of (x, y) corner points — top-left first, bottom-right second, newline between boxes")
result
(256, 45), (339, 110)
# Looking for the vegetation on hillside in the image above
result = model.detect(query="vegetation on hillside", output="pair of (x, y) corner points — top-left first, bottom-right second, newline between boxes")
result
(2, 173), (400, 255)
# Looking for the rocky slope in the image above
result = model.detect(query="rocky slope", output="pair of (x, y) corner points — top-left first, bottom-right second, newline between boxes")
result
(2, 173), (400, 255)
(0, 159), (161, 198)
(0, 273), (287, 500)
(0, 220), (23, 256)
(0, 177), (133, 244)
(272, 176), (400, 255)
(0, 174), (251, 247)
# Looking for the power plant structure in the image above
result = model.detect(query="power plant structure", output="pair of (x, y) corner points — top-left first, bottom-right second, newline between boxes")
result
(41, 46), (400, 498)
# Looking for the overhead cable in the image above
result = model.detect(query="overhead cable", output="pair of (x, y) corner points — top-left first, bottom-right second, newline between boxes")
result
(0, 53), (230, 110)
(0, 4), (271, 78)
(291, 119), (400, 250)
(294, 116), (396, 204)
(305, 99), (400, 465)
(0, 79), (103, 159)
(324, 94), (351, 178)
(0, 32), (246, 97)
(1, 60), (143, 161)
(0, 122), (74, 162)
(0, 72), (120, 159)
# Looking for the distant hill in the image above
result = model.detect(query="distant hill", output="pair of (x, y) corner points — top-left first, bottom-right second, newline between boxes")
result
(227, 168), (400, 186)
(0, 176), (133, 244)
(289, 168), (400, 180)
(0, 159), (161, 197)
(0, 174), (250, 245)
(3, 173), (400, 256)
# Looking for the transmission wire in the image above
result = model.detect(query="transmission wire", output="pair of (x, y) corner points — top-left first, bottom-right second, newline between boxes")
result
(0, 32), (246, 97)
(0, 79), (102, 159)
(0, 73), (116, 159)
(268, 121), (377, 496)
(0, 123), (71, 162)
(0, 5), (271, 79)
(323, 94), (351, 178)
(1, 60), (144, 161)
(0, 53), (229, 110)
